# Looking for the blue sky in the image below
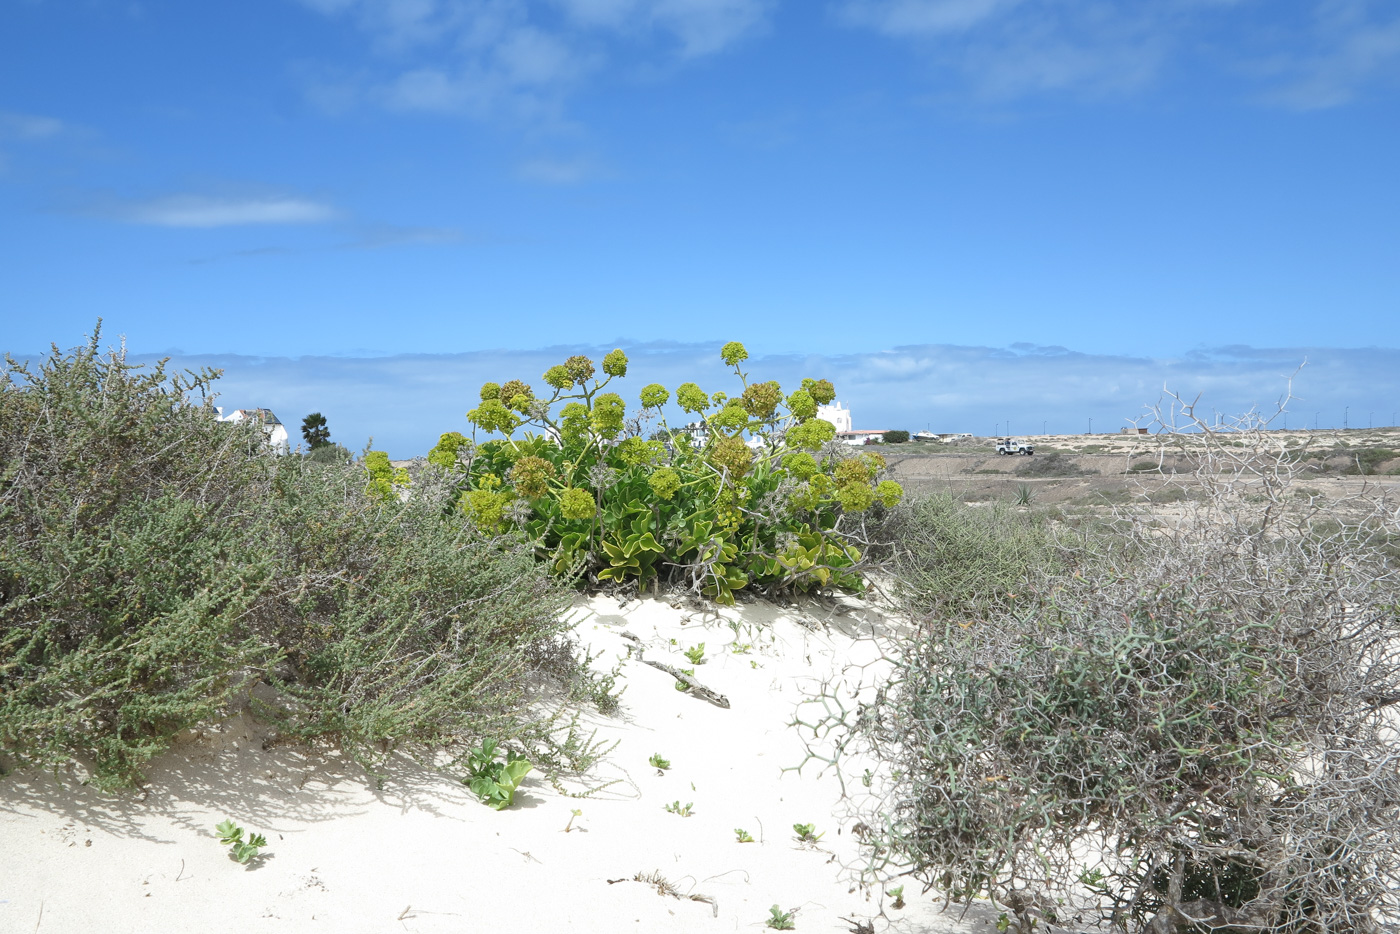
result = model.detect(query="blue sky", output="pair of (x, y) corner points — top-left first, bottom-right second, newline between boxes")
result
(3, 1), (1398, 455)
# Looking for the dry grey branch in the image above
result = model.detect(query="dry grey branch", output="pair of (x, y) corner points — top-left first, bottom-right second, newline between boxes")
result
(808, 378), (1400, 934)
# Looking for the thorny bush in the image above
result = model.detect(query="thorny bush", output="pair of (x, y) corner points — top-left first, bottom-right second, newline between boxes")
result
(0, 327), (599, 789)
(803, 384), (1400, 934)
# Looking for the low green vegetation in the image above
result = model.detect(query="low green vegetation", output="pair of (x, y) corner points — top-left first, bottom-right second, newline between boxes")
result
(766, 905), (796, 930)
(463, 739), (533, 810)
(648, 753), (671, 770)
(1341, 446), (1399, 475)
(1014, 451), (1094, 478)
(215, 820), (268, 865)
(663, 800), (694, 817)
(872, 490), (1062, 617)
(0, 328), (601, 789)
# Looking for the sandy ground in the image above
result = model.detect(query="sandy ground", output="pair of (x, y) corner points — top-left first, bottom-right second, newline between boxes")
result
(0, 595), (999, 934)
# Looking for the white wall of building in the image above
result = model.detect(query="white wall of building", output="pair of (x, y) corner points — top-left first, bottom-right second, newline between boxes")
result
(816, 401), (851, 433)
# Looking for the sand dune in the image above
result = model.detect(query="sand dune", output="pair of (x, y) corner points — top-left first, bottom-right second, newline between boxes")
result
(1, 595), (1000, 934)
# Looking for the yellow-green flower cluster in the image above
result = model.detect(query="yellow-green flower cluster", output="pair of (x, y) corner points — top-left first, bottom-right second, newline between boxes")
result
(558, 487), (597, 520)
(834, 457), (871, 486)
(708, 434), (753, 477)
(877, 480), (903, 508)
(364, 450), (409, 500)
(800, 378), (836, 405)
(616, 437), (664, 467)
(560, 402), (590, 445)
(786, 389), (817, 420)
(834, 482), (875, 513)
(590, 393), (626, 439)
(711, 402), (750, 431)
(787, 418), (836, 449)
(603, 348), (628, 377)
(498, 379), (533, 412)
(676, 382), (708, 413)
(640, 383), (669, 408)
(510, 455), (557, 498)
(544, 364), (572, 390)
(721, 341), (749, 366)
(741, 381), (783, 419)
(782, 451), (819, 480)
(427, 431), (470, 470)
(565, 355), (595, 384)
(461, 487), (512, 531)
(647, 466), (682, 501)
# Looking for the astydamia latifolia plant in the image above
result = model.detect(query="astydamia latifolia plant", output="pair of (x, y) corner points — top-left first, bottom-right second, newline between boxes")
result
(364, 342), (901, 603)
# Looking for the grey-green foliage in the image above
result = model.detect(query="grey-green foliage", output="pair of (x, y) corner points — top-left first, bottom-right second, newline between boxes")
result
(1014, 451), (1094, 478)
(874, 491), (1062, 616)
(0, 327), (588, 789)
(833, 429), (1400, 933)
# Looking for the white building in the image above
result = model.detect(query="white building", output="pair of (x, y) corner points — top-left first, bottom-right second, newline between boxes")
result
(216, 407), (290, 454)
(817, 401), (890, 445)
(816, 401), (852, 433)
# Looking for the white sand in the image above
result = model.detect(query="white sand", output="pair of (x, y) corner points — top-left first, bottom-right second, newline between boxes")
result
(1, 595), (1000, 933)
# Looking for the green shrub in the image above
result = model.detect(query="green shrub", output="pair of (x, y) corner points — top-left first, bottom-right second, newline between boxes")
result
(0, 328), (589, 788)
(883, 430), (910, 444)
(873, 491), (1061, 616)
(1014, 452), (1094, 478)
(400, 342), (901, 603)
(1341, 447), (1399, 475)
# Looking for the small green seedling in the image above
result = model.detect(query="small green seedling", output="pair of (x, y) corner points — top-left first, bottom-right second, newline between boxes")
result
(649, 753), (672, 771)
(793, 822), (824, 844)
(664, 800), (694, 817)
(215, 820), (268, 865)
(674, 667), (695, 691)
(564, 809), (583, 833)
(683, 643), (706, 665)
(862, 768), (873, 788)
(887, 884), (906, 909)
(463, 739), (533, 810)
(735, 828), (755, 843)
(766, 905), (796, 930)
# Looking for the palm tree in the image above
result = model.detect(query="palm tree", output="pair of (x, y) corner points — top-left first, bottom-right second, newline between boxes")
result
(300, 412), (330, 449)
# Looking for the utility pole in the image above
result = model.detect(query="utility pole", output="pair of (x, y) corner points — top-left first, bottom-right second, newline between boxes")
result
(1345, 407), (1349, 430)
(1088, 417), (1093, 434)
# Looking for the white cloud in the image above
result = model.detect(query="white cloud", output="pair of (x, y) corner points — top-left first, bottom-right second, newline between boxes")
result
(838, 0), (1023, 36)
(115, 195), (339, 228)
(834, 0), (1400, 105)
(293, 0), (773, 118)
(120, 339), (1399, 457)
(0, 111), (68, 140)
(1261, 2), (1400, 109)
(515, 155), (603, 183)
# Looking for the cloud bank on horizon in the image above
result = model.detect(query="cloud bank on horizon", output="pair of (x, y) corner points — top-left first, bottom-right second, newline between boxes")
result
(2, 2), (1397, 389)
(78, 340), (1394, 459)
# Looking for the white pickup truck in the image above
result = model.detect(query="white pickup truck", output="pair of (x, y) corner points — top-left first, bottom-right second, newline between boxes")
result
(995, 437), (1034, 455)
